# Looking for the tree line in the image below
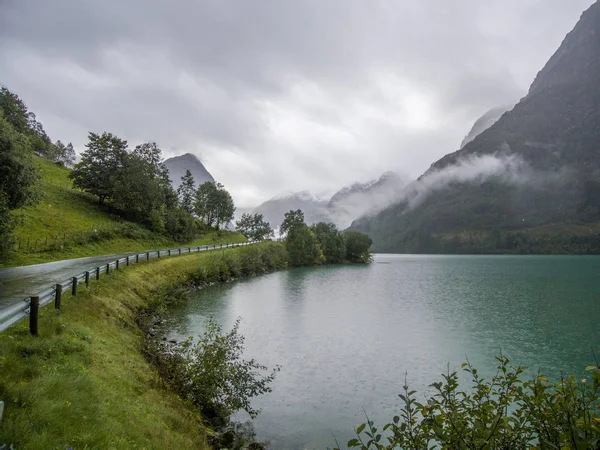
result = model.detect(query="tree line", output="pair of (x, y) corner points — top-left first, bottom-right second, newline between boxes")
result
(236, 209), (373, 265)
(69, 132), (235, 242)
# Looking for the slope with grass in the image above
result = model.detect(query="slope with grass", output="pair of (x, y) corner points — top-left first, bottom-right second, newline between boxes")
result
(5, 156), (246, 267)
(0, 241), (287, 449)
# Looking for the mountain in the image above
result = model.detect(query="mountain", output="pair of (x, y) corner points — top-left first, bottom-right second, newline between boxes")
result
(351, 1), (600, 254)
(163, 153), (214, 189)
(250, 172), (407, 230)
(460, 105), (512, 148)
(253, 191), (330, 230)
(327, 172), (406, 228)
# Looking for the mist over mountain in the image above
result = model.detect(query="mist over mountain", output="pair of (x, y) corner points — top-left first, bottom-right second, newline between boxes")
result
(249, 171), (407, 230)
(459, 105), (513, 149)
(164, 153), (214, 189)
(351, 1), (600, 253)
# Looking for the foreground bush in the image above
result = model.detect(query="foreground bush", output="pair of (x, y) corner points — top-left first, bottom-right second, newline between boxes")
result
(339, 356), (600, 449)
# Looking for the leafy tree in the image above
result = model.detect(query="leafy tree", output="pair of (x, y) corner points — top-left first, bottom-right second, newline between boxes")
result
(195, 181), (235, 228)
(286, 224), (324, 266)
(69, 132), (128, 204)
(0, 109), (40, 260)
(235, 212), (274, 241)
(177, 169), (196, 215)
(0, 86), (29, 133)
(344, 230), (373, 263)
(311, 222), (346, 264)
(280, 209), (305, 236)
(131, 142), (166, 179)
(52, 140), (76, 166)
(0, 111), (39, 210)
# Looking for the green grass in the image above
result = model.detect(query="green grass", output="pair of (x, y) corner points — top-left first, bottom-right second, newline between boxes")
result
(5, 157), (247, 267)
(0, 248), (238, 449)
(13, 157), (120, 241)
(0, 242), (285, 449)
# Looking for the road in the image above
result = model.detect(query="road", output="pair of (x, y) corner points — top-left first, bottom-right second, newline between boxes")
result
(0, 252), (140, 307)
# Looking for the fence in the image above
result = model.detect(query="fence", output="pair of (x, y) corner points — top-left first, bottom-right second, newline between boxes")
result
(0, 241), (255, 335)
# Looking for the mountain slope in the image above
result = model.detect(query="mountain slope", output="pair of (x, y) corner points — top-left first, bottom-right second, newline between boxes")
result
(327, 172), (406, 228)
(460, 105), (512, 148)
(164, 153), (214, 189)
(351, 1), (600, 254)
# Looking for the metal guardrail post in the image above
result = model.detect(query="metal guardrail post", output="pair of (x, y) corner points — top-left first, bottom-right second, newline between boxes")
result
(30, 296), (39, 336)
(72, 277), (78, 296)
(178, 248), (181, 255)
(146, 252), (150, 260)
(158, 250), (161, 258)
(116, 259), (119, 270)
(55, 284), (62, 309)
(85, 271), (90, 287)
(106, 263), (110, 274)
(168, 249), (171, 256)
(96, 267), (100, 280)
(126, 256), (129, 266)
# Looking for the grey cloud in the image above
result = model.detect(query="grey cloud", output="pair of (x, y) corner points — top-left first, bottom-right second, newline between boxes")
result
(0, 0), (594, 207)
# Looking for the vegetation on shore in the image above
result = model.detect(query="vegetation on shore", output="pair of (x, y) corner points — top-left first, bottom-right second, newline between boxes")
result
(0, 242), (286, 449)
(339, 356), (600, 449)
(281, 209), (373, 266)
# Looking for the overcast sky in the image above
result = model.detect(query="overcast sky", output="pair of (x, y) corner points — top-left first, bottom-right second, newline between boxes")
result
(0, 0), (594, 207)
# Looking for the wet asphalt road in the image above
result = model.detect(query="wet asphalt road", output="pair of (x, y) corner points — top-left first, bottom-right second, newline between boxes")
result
(0, 252), (139, 307)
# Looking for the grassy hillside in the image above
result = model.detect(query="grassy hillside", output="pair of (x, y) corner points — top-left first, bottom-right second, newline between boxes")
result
(5, 157), (246, 266)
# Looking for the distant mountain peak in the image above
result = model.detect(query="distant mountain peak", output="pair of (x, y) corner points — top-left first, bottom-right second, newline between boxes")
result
(164, 153), (214, 189)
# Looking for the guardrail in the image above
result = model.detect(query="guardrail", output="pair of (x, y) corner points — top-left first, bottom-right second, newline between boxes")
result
(0, 241), (254, 335)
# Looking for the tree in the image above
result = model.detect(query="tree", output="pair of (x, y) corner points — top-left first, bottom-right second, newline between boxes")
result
(280, 209), (305, 236)
(131, 142), (166, 179)
(311, 222), (346, 264)
(0, 111), (39, 210)
(0, 86), (29, 134)
(286, 224), (324, 266)
(343, 230), (373, 263)
(0, 109), (40, 260)
(195, 181), (235, 228)
(177, 169), (196, 215)
(235, 213), (274, 241)
(69, 132), (128, 204)
(52, 140), (76, 166)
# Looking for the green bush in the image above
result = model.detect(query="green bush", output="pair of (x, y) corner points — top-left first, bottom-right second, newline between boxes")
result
(339, 356), (600, 449)
(161, 319), (279, 424)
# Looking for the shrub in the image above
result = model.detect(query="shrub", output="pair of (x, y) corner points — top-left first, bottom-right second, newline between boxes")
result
(339, 356), (600, 449)
(172, 318), (279, 424)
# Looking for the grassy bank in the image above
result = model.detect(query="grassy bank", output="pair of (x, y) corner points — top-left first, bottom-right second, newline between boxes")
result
(0, 241), (287, 449)
(5, 156), (246, 267)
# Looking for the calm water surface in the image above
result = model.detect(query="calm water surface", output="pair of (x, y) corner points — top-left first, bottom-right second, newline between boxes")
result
(165, 254), (600, 449)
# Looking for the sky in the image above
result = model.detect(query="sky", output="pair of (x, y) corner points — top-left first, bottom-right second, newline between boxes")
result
(0, 0), (594, 208)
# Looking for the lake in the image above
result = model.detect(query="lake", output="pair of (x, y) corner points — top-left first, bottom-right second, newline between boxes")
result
(164, 254), (600, 449)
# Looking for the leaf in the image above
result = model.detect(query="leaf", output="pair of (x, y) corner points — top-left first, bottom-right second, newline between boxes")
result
(585, 366), (597, 371)
(347, 439), (360, 447)
(356, 423), (366, 434)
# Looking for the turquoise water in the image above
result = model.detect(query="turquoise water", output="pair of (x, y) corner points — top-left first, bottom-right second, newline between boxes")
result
(165, 254), (600, 449)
